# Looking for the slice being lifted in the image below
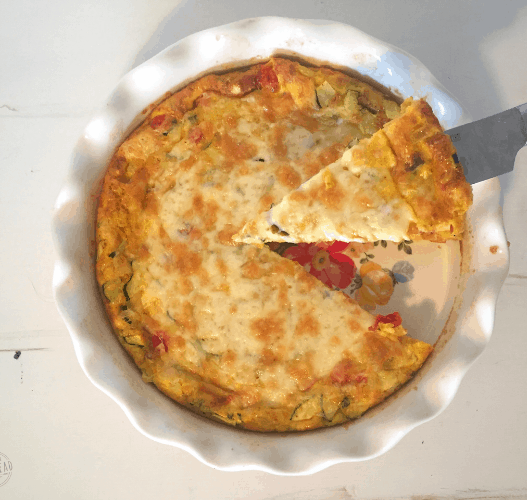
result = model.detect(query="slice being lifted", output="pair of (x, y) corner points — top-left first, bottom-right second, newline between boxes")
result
(234, 98), (473, 246)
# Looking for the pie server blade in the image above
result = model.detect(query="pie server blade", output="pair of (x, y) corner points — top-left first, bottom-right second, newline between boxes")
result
(445, 102), (527, 185)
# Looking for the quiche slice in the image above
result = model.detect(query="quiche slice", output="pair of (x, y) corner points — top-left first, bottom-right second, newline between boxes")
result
(234, 98), (473, 246)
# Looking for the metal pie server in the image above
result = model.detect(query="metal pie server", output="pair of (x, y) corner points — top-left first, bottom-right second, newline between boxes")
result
(445, 102), (527, 184)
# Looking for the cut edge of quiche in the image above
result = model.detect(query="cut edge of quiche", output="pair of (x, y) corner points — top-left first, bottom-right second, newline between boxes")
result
(234, 98), (473, 246)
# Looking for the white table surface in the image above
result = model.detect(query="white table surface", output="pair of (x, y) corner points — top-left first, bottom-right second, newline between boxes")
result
(1, 1), (526, 498)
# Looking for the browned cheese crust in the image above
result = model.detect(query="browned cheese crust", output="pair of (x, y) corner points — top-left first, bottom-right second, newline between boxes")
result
(96, 58), (433, 432)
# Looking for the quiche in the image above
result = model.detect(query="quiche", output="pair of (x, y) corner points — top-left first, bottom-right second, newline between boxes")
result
(96, 57), (445, 432)
(234, 98), (473, 246)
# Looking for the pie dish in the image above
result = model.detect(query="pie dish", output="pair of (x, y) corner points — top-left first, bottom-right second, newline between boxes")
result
(52, 17), (509, 474)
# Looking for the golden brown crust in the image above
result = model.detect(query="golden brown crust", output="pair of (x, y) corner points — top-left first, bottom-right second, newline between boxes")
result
(96, 58), (433, 432)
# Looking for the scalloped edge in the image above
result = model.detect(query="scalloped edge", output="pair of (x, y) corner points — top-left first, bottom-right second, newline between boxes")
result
(51, 17), (509, 475)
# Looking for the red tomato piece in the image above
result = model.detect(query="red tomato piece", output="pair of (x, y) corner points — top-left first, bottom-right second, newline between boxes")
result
(330, 359), (355, 385)
(188, 127), (204, 143)
(151, 331), (168, 352)
(150, 114), (166, 129)
(369, 312), (403, 331)
(256, 65), (279, 92)
(330, 360), (368, 386)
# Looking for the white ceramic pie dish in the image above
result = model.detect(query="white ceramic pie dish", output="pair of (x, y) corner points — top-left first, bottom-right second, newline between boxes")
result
(52, 17), (509, 475)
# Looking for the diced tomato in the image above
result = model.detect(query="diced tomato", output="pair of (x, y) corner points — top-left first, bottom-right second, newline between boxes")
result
(256, 65), (279, 92)
(151, 331), (168, 352)
(151, 334), (162, 349)
(369, 312), (403, 331)
(150, 114), (166, 129)
(330, 359), (354, 385)
(188, 127), (204, 143)
(330, 359), (368, 386)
